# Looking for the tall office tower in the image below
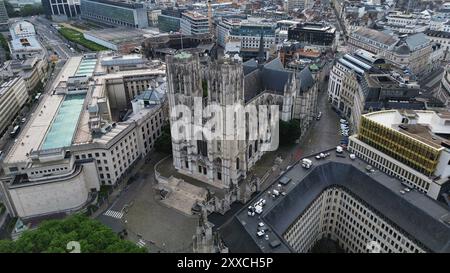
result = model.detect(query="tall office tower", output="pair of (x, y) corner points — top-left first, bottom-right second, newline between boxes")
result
(0, 0), (9, 30)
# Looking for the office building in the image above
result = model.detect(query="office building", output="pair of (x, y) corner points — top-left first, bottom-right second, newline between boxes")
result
(348, 110), (450, 200)
(438, 65), (450, 106)
(158, 7), (186, 33)
(223, 18), (277, 61)
(219, 152), (450, 253)
(0, 77), (27, 136)
(42, 0), (80, 20)
(0, 0), (8, 30)
(0, 53), (167, 220)
(80, 0), (149, 28)
(288, 22), (336, 49)
(180, 11), (210, 36)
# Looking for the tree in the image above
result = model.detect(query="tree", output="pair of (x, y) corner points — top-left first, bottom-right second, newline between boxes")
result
(4, 2), (44, 17)
(279, 119), (301, 145)
(154, 124), (173, 154)
(0, 214), (146, 253)
(4, 1), (18, 17)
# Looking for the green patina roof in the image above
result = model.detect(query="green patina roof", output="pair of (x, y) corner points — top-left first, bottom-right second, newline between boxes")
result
(175, 51), (192, 60)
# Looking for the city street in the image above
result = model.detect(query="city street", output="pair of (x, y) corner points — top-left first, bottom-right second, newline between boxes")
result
(30, 16), (78, 60)
(95, 153), (198, 253)
(94, 78), (342, 253)
(0, 16), (75, 156)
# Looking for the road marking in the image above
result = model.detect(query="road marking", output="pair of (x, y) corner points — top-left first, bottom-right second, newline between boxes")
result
(137, 239), (146, 247)
(103, 210), (124, 219)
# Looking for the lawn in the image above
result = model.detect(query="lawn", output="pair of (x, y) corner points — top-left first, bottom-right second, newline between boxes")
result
(58, 27), (108, 52)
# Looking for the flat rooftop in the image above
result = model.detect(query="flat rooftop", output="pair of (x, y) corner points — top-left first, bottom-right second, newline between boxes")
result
(219, 150), (450, 253)
(364, 110), (450, 149)
(41, 94), (86, 150)
(4, 57), (84, 163)
(352, 27), (399, 47)
(85, 28), (148, 44)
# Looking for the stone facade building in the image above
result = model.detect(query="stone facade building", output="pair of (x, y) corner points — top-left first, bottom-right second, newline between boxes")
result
(166, 51), (318, 205)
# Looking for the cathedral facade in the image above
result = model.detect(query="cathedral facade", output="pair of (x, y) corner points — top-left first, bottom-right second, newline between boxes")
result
(166, 51), (318, 192)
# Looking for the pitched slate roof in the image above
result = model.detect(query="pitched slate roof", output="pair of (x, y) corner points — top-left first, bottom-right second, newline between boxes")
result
(242, 57), (315, 102)
(218, 155), (450, 253)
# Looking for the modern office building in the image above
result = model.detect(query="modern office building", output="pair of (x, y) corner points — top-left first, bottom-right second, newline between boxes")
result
(180, 11), (210, 36)
(42, 0), (80, 20)
(438, 65), (450, 106)
(80, 0), (149, 28)
(10, 36), (44, 60)
(224, 18), (277, 60)
(0, 56), (49, 95)
(158, 7), (186, 33)
(288, 23), (336, 49)
(83, 28), (148, 53)
(0, 53), (167, 220)
(0, 77), (27, 136)
(348, 110), (450, 200)
(8, 20), (45, 60)
(327, 49), (425, 130)
(0, 0), (9, 30)
(219, 152), (450, 253)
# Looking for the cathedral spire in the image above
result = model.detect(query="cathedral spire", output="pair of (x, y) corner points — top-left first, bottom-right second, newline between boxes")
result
(257, 30), (265, 66)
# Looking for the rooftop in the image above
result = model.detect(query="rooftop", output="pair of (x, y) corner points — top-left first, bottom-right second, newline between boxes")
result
(10, 20), (35, 39)
(85, 28), (149, 44)
(10, 36), (42, 52)
(352, 27), (399, 47)
(4, 57), (84, 163)
(363, 110), (450, 149)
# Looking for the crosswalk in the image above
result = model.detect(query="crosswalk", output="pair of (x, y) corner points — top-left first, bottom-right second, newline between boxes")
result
(137, 239), (146, 248)
(103, 210), (124, 219)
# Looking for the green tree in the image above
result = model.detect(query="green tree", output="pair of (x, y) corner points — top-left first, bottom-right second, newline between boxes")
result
(279, 119), (301, 145)
(0, 214), (146, 253)
(0, 33), (11, 60)
(154, 124), (172, 154)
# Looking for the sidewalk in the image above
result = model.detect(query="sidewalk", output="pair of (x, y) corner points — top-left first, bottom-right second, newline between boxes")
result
(90, 155), (148, 219)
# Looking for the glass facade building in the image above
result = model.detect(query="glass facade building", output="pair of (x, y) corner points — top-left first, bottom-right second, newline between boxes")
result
(42, 0), (80, 18)
(358, 115), (441, 176)
(158, 14), (181, 33)
(80, 0), (148, 28)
